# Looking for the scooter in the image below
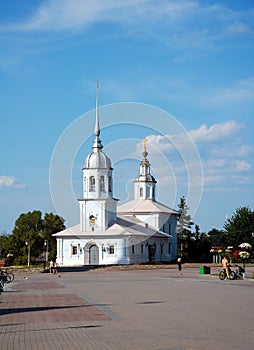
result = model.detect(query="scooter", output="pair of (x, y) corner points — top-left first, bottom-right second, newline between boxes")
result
(233, 265), (245, 280)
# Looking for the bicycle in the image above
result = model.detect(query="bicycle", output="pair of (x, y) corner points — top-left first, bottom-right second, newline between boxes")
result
(0, 269), (15, 284)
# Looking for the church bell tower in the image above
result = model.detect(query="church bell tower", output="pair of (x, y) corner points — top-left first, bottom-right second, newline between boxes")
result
(78, 82), (118, 232)
(134, 139), (157, 200)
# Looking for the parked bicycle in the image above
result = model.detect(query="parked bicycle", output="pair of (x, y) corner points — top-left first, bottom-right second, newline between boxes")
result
(0, 276), (4, 292)
(0, 269), (15, 284)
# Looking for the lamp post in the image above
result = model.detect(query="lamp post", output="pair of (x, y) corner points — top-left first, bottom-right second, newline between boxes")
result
(25, 241), (30, 266)
(44, 240), (48, 271)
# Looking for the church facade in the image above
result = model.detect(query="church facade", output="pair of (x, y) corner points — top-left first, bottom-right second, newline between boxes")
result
(54, 90), (179, 266)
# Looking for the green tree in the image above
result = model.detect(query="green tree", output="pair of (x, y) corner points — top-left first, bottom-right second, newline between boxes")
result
(0, 232), (10, 259)
(176, 196), (193, 258)
(8, 210), (43, 265)
(5, 211), (65, 265)
(208, 228), (227, 247)
(41, 212), (65, 257)
(224, 206), (254, 248)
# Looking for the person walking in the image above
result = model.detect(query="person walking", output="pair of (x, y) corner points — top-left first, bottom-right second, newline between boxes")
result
(49, 260), (54, 274)
(53, 260), (58, 274)
(177, 256), (182, 273)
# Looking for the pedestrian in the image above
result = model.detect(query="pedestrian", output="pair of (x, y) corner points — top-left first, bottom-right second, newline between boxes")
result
(49, 260), (54, 274)
(53, 260), (58, 274)
(177, 256), (182, 273)
(222, 255), (230, 279)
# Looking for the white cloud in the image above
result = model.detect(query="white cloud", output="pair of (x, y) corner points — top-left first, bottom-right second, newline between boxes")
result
(142, 120), (243, 155)
(188, 120), (244, 142)
(0, 175), (26, 189)
(136, 119), (252, 193)
(231, 160), (251, 172)
(225, 22), (250, 35)
(0, 176), (15, 187)
(1, 0), (253, 40)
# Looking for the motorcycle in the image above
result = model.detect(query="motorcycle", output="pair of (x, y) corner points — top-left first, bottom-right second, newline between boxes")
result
(219, 266), (235, 280)
(233, 265), (245, 280)
(219, 265), (245, 280)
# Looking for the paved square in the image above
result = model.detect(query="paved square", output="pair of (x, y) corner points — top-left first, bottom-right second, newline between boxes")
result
(0, 266), (253, 350)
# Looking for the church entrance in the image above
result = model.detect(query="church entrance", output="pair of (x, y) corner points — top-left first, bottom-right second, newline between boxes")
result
(89, 245), (99, 265)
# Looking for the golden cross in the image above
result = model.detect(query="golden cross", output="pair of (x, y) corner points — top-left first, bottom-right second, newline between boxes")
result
(143, 137), (148, 151)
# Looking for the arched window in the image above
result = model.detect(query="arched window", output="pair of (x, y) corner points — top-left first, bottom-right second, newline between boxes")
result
(84, 177), (86, 192)
(100, 175), (105, 192)
(108, 176), (112, 192)
(89, 176), (95, 192)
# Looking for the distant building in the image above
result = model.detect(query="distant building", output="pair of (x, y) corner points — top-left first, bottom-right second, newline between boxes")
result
(53, 88), (179, 266)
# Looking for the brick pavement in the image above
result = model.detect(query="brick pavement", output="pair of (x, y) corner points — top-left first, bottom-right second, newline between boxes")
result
(0, 267), (254, 350)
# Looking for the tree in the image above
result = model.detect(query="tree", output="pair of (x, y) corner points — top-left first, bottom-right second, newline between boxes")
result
(224, 206), (254, 248)
(41, 212), (65, 255)
(208, 228), (227, 247)
(176, 196), (193, 258)
(5, 211), (65, 265)
(8, 210), (43, 265)
(0, 232), (10, 259)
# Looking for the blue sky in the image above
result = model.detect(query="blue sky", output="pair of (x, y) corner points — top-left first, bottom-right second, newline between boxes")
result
(1, 0), (254, 234)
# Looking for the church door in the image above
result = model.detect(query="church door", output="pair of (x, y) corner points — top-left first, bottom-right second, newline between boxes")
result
(89, 245), (99, 265)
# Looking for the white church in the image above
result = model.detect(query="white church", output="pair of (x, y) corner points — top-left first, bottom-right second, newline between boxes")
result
(54, 89), (179, 266)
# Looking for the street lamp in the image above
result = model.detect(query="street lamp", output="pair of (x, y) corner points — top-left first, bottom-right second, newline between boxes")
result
(25, 241), (30, 266)
(44, 240), (48, 261)
(44, 240), (48, 271)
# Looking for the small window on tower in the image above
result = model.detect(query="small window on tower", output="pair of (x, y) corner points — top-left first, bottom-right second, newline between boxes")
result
(109, 176), (112, 192)
(100, 175), (105, 191)
(140, 187), (143, 198)
(84, 177), (86, 192)
(89, 176), (95, 192)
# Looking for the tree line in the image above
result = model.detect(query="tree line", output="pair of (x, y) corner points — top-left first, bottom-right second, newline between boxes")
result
(177, 197), (254, 262)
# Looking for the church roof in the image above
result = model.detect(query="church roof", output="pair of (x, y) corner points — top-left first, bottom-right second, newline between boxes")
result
(53, 215), (171, 238)
(117, 199), (180, 215)
(84, 150), (111, 169)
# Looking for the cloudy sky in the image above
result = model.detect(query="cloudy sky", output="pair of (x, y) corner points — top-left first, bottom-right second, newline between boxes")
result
(1, 0), (254, 234)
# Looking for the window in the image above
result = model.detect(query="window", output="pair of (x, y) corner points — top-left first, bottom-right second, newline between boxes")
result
(108, 176), (112, 192)
(109, 245), (114, 254)
(139, 187), (143, 198)
(100, 175), (105, 191)
(72, 246), (77, 255)
(84, 177), (86, 192)
(168, 243), (171, 254)
(132, 245), (135, 254)
(141, 244), (144, 254)
(160, 244), (164, 255)
(89, 176), (95, 192)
